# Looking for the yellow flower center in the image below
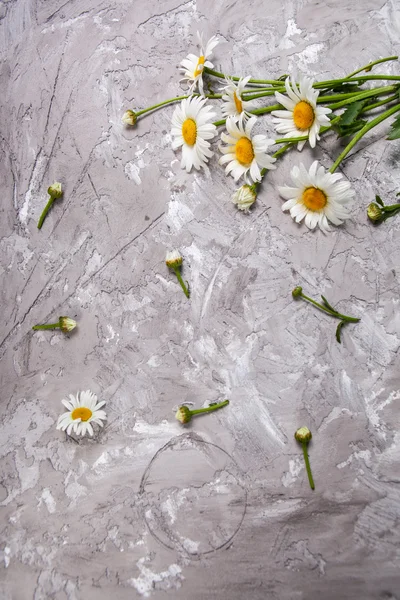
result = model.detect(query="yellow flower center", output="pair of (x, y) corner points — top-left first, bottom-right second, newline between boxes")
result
(235, 137), (254, 166)
(182, 118), (197, 146)
(302, 187), (327, 211)
(233, 91), (243, 114)
(293, 100), (315, 130)
(71, 407), (93, 421)
(194, 55), (205, 77)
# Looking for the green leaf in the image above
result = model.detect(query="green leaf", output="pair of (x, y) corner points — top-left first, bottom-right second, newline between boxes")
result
(321, 295), (336, 312)
(339, 101), (366, 126)
(335, 321), (345, 344)
(387, 114), (400, 140)
(375, 195), (384, 207)
(333, 119), (367, 137)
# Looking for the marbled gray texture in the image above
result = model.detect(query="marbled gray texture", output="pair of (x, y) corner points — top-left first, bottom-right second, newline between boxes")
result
(1, 0), (400, 598)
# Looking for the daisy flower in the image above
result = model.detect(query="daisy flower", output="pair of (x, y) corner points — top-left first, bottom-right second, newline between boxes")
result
(179, 32), (219, 95)
(57, 390), (107, 437)
(278, 160), (354, 233)
(271, 75), (332, 150)
(219, 116), (276, 183)
(221, 76), (256, 122)
(171, 96), (216, 172)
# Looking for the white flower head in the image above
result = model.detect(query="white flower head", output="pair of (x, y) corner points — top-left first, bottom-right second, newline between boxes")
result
(166, 249), (183, 268)
(171, 96), (216, 173)
(59, 316), (77, 333)
(219, 116), (276, 184)
(221, 76), (256, 123)
(122, 110), (137, 126)
(279, 160), (355, 233)
(179, 32), (219, 95)
(231, 185), (257, 213)
(271, 75), (332, 150)
(57, 390), (106, 437)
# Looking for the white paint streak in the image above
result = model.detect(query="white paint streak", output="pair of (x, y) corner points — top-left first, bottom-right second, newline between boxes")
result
(37, 488), (57, 514)
(127, 557), (183, 597)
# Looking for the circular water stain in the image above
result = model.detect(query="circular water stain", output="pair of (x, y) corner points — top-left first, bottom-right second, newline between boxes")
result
(139, 433), (247, 557)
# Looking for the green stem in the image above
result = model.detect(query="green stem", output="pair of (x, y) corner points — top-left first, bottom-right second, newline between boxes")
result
(361, 93), (400, 113)
(190, 399), (230, 415)
(302, 442), (315, 490)
(135, 93), (223, 118)
(314, 75), (400, 89)
(329, 103), (400, 173)
(204, 66), (282, 86)
(300, 293), (359, 323)
(382, 202), (400, 212)
(346, 55), (398, 78)
(37, 196), (55, 229)
(327, 85), (398, 110)
(271, 143), (292, 159)
(173, 267), (190, 298)
(32, 323), (61, 330)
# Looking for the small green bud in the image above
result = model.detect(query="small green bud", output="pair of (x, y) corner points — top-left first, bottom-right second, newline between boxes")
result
(292, 286), (303, 299)
(48, 182), (62, 199)
(59, 316), (77, 333)
(295, 426), (312, 444)
(367, 202), (383, 223)
(175, 406), (192, 424)
(122, 110), (137, 126)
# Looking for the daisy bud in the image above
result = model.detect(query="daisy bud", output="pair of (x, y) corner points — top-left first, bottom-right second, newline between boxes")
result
(175, 400), (229, 425)
(175, 406), (192, 424)
(294, 426), (312, 444)
(59, 316), (77, 333)
(367, 202), (383, 223)
(165, 250), (183, 268)
(231, 184), (257, 212)
(32, 316), (77, 333)
(292, 286), (303, 299)
(38, 182), (63, 229)
(295, 426), (315, 490)
(122, 110), (137, 126)
(166, 250), (189, 298)
(47, 182), (63, 199)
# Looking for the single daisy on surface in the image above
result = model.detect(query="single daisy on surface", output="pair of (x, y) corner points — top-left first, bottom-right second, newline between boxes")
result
(278, 160), (354, 233)
(171, 96), (217, 172)
(57, 390), (106, 437)
(221, 76), (256, 122)
(219, 116), (276, 183)
(272, 75), (332, 150)
(179, 32), (219, 95)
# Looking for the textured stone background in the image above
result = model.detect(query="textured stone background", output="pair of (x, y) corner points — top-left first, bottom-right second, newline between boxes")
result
(1, 0), (400, 598)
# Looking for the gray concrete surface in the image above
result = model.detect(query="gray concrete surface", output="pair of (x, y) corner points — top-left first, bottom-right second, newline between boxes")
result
(1, 0), (400, 598)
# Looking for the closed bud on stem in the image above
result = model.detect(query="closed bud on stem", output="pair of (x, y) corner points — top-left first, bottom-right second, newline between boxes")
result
(175, 406), (192, 424)
(166, 250), (183, 268)
(292, 286), (303, 299)
(367, 202), (383, 223)
(48, 182), (63, 199)
(175, 400), (230, 425)
(294, 426), (312, 444)
(122, 110), (138, 126)
(59, 316), (77, 333)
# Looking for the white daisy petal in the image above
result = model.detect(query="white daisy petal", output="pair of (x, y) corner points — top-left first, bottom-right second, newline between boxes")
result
(279, 161), (353, 233)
